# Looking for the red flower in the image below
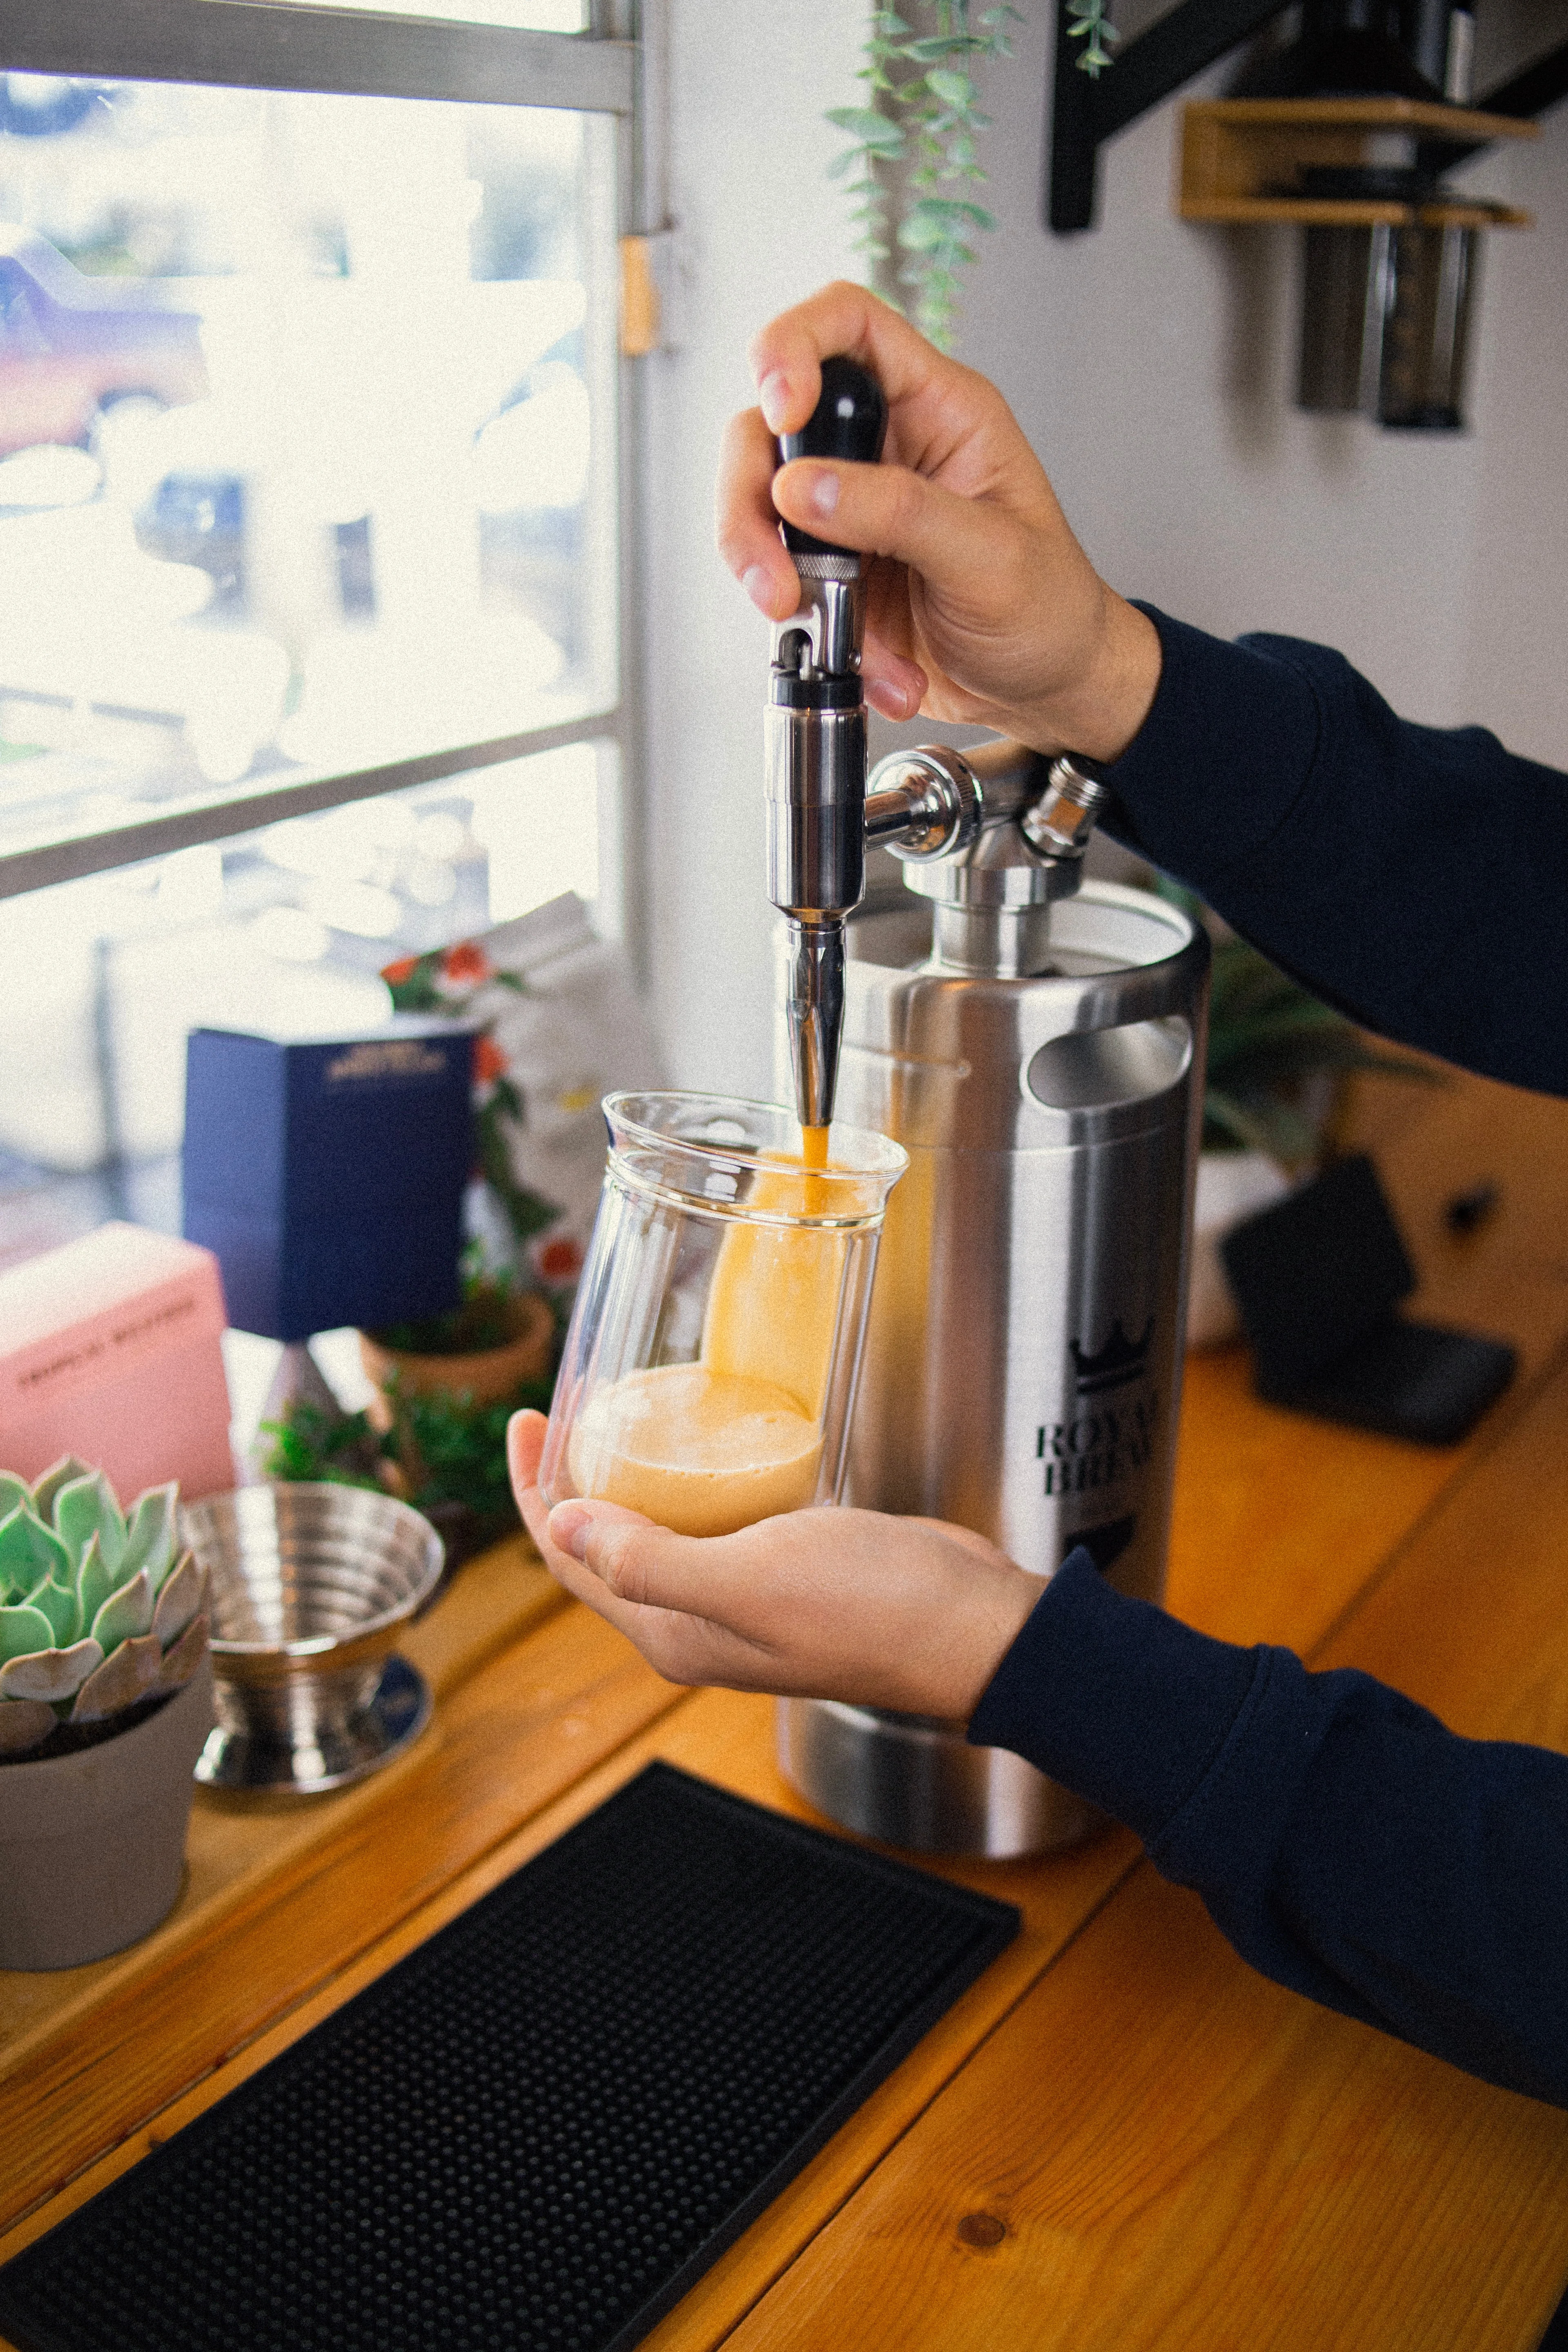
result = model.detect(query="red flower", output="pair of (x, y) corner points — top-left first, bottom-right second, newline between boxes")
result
(473, 1034), (508, 1086)
(381, 955), (418, 985)
(443, 942), (490, 986)
(534, 1234), (584, 1283)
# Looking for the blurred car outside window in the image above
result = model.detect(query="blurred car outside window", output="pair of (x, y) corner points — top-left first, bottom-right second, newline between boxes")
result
(0, 16), (633, 1269)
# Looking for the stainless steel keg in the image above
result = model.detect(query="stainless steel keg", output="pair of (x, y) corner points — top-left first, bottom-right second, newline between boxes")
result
(776, 793), (1209, 1857)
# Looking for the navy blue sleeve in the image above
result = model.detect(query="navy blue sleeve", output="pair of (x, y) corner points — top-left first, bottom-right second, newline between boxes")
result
(969, 1552), (1568, 2107)
(1102, 607), (1568, 1098)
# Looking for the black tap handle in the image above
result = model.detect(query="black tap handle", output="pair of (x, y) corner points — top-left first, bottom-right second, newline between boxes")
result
(777, 355), (887, 561)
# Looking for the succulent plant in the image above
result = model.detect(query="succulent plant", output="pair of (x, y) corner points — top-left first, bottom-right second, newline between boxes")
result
(0, 1456), (209, 1761)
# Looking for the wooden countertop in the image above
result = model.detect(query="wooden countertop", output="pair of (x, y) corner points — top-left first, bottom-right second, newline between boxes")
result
(5, 1062), (1568, 2350)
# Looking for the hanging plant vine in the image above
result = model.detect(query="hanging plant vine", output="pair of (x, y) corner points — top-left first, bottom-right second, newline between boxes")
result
(1066, 0), (1118, 75)
(826, 5), (1024, 352)
(827, 5), (1117, 350)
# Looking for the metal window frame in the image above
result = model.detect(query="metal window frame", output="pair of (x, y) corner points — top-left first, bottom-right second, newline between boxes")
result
(0, 0), (634, 112)
(0, 0), (643, 931)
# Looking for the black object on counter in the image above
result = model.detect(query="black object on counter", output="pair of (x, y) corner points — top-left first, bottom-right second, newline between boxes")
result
(0, 1763), (1018, 2352)
(1444, 1178), (1502, 1236)
(1221, 1152), (1516, 1445)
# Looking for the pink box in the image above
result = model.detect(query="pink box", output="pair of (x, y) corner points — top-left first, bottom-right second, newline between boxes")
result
(0, 1223), (234, 1508)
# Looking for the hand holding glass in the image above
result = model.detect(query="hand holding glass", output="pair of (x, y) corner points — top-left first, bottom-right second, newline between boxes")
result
(539, 1094), (906, 1537)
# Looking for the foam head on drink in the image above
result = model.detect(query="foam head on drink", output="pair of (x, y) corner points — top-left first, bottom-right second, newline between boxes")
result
(565, 1137), (845, 1537)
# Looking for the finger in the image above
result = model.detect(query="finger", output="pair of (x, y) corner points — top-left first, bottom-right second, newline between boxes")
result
(544, 1502), (790, 1690)
(547, 1496), (659, 1557)
(862, 571), (927, 719)
(863, 633), (927, 722)
(772, 456), (1016, 603)
(717, 412), (930, 713)
(506, 1412), (628, 1603)
(506, 1420), (784, 1684)
(507, 1409), (555, 1555)
(747, 280), (956, 437)
(716, 407), (800, 620)
(506, 1407), (547, 1497)
(552, 1500), (780, 1634)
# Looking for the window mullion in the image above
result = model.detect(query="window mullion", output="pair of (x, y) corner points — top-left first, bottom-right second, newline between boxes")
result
(0, 710), (624, 902)
(0, 0), (635, 114)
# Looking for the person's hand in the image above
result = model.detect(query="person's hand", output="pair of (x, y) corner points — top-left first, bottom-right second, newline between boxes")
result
(716, 280), (1161, 764)
(507, 1410), (1042, 1722)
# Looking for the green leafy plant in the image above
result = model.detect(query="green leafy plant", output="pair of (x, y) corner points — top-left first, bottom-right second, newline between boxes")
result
(261, 1311), (557, 1548)
(382, 941), (561, 1254)
(1160, 886), (1442, 1164)
(374, 1265), (535, 1358)
(389, 1376), (553, 1532)
(259, 1401), (383, 1491)
(1066, 0), (1118, 76)
(827, 4), (1023, 351)
(0, 1458), (209, 1759)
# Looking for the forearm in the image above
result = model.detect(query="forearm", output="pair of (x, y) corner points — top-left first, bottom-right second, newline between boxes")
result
(1100, 607), (1568, 1097)
(970, 1555), (1568, 2107)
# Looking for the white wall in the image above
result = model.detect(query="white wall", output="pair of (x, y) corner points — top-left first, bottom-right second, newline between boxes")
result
(639, 2), (1568, 1094)
(637, 1), (864, 1100)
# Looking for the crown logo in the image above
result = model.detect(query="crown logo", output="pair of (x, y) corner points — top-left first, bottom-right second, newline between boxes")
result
(1070, 1317), (1153, 1396)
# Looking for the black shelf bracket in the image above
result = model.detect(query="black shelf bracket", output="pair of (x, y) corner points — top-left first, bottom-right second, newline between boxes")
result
(1442, 36), (1568, 166)
(1046, 4), (1568, 234)
(1048, 0), (1290, 232)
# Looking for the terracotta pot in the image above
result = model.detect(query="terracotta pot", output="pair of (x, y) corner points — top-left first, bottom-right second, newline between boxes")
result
(0, 1656), (214, 1971)
(359, 1288), (556, 1410)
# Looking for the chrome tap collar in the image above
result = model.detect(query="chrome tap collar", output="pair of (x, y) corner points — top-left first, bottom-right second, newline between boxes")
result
(1021, 755), (1111, 861)
(862, 742), (1112, 980)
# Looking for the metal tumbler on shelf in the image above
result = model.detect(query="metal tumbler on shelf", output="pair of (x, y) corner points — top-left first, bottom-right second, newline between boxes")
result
(181, 1482), (444, 1794)
(765, 361), (1210, 1858)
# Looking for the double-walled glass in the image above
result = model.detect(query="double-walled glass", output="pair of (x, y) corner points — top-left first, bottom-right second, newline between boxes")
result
(540, 1093), (906, 1537)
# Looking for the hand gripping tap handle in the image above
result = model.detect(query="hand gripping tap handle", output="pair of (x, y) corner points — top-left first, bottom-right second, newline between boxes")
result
(777, 354), (889, 559)
(766, 357), (888, 1134)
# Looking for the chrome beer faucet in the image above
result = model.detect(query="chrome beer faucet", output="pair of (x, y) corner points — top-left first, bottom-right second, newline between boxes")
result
(766, 364), (1212, 1861)
(767, 358), (1113, 1130)
(766, 356), (886, 1132)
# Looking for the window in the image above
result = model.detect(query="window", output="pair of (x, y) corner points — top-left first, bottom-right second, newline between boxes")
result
(0, 0), (637, 1263)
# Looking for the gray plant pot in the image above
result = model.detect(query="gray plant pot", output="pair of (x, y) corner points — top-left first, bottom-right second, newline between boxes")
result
(0, 1657), (214, 1972)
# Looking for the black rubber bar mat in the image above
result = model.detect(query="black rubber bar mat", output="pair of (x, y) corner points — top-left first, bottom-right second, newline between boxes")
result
(0, 1761), (1019, 2352)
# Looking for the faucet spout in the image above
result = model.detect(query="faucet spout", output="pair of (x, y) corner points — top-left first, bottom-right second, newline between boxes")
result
(782, 915), (846, 1131)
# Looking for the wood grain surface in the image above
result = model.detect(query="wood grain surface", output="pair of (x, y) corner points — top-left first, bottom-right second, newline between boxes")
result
(4, 1066), (1568, 2350)
(0, 1536), (563, 2062)
(722, 1341), (1568, 2352)
(0, 1581), (684, 2234)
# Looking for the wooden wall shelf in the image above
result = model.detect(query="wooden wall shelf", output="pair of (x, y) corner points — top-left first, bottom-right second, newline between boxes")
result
(1180, 97), (1537, 229)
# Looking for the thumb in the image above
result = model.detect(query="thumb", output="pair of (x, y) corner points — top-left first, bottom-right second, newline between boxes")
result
(548, 1499), (723, 1616)
(772, 456), (1021, 604)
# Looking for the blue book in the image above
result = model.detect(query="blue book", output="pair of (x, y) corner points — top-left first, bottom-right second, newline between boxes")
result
(182, 1022), (474, 1341)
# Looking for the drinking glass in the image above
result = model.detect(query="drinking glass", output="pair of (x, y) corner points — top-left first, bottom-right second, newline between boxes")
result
(539, 1093), (906, 1536)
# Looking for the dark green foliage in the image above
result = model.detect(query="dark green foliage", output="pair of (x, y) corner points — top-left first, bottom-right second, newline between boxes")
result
(1159, 882), (1443, 1163)
(374, 1270), (541, 1357)
(827, 4), (1022, 350)
(261, 1341), (557, 1540)
(391, 1374), (554, 1529)
(382, 948), (562, 1255)
(259, 1401), (383, 1493)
